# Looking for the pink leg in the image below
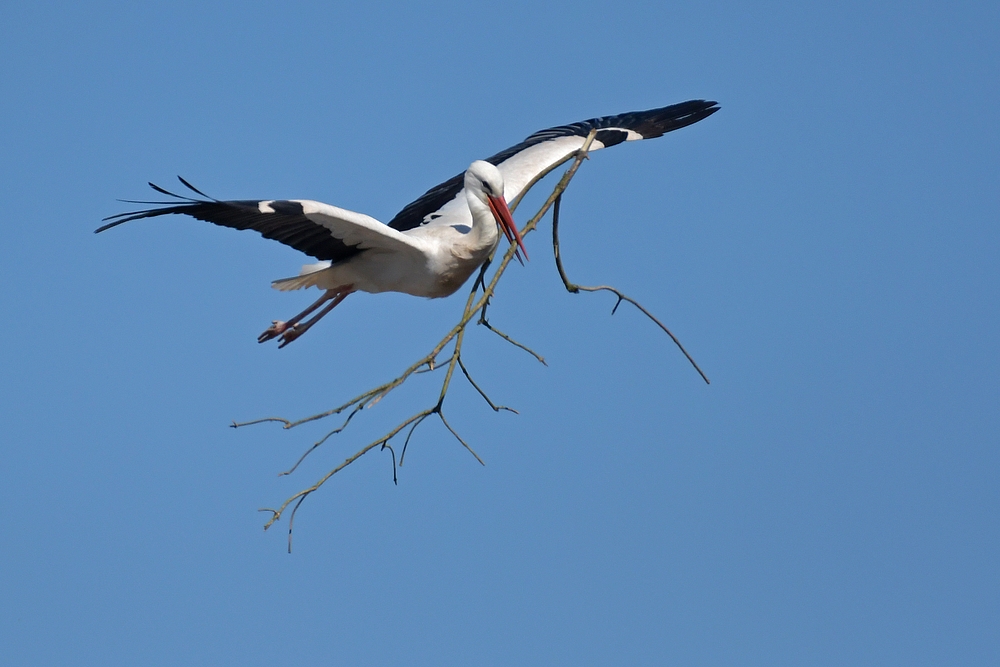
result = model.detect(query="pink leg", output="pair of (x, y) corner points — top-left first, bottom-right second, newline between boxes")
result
(277, 289), (353, 348)
(258, 289), (337, 344)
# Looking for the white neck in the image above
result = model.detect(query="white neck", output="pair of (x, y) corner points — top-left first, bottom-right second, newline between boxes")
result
(464, 190), (501, 252)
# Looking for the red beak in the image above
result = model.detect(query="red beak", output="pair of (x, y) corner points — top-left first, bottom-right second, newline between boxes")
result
(487, 194), (528, 265)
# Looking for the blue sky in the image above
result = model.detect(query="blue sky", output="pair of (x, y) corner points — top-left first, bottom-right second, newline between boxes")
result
(1, 1), (997, 665)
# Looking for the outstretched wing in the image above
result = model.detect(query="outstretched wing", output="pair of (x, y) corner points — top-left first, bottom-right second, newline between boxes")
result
(387, 99), (720, 232)
(96, 178), (421, 263)
(100, 100), (717, 259)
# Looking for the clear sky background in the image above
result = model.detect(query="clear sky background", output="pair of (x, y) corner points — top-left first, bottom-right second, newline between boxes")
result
(1, 1), (997, 665)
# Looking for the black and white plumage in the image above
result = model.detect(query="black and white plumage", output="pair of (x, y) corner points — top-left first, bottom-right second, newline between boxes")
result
(98, 99), (719, 346)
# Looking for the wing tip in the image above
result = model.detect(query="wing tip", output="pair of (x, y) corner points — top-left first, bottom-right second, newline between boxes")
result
(97, 178), (215, 233)
(631, 99), (721, 139)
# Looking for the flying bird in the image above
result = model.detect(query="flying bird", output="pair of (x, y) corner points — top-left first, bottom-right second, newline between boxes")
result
(98, 100), (719, 347)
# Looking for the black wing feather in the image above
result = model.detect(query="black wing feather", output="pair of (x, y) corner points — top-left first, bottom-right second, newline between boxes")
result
(96, 179), (363, 263)
(387, 99), (719, 232)
(100, 100), (718, 259)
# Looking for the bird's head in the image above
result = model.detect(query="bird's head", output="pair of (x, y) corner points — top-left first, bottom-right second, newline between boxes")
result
(464, 160), (528, 264)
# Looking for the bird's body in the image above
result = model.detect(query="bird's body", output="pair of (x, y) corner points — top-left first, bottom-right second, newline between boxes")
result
(98, 100), (719, 346)
(269, 162), (509, 299)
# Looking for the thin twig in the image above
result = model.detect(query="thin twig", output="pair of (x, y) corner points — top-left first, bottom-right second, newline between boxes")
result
(438, 411), (484, 466)
(286, 495), (307, 553)
(414, 354), (452, 374)
(279, 404), (365, 476)
(232, 416), (291, 429)
(260, 409), (435, 542)
(457, 356), (519, 413)
(399, 413), (430, 466)
(380, 443), (398, 485)
(477, 319), (547, 365)
(551, 194), (711, 384)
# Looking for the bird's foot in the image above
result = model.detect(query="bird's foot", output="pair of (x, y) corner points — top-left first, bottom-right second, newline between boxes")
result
(277, 325), (305, 349)
(258, 320), (289, 344)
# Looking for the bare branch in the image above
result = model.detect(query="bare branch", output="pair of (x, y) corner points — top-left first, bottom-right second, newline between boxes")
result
(243, 129), (709, 544)
(438, 411), (484, 466)
(551, 194), (711, 385)
(380, 443), (398, 485)
(399, 413), (430, 466)
(278, 403), (365, 476)
(477, 318), (547, 365)
(414, 354), (452, 374)
(261, 408), (435, 550)
(232, 417), (291, 429)
(457, 355), (519, 413)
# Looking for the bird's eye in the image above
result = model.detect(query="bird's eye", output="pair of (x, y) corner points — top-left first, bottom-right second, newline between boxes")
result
(480, 179), (492, 194)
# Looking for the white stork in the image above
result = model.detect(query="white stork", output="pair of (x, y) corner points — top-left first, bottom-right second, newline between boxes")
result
(98, 100), (719, 347)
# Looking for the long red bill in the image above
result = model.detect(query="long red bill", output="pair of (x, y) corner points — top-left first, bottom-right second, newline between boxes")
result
(487, 194), (528, 265)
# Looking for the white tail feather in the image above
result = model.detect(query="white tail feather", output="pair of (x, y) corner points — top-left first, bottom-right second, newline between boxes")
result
(272, 275), (317, 291)
(299, 260), (332, 275)
(271, 261), (333, 291)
